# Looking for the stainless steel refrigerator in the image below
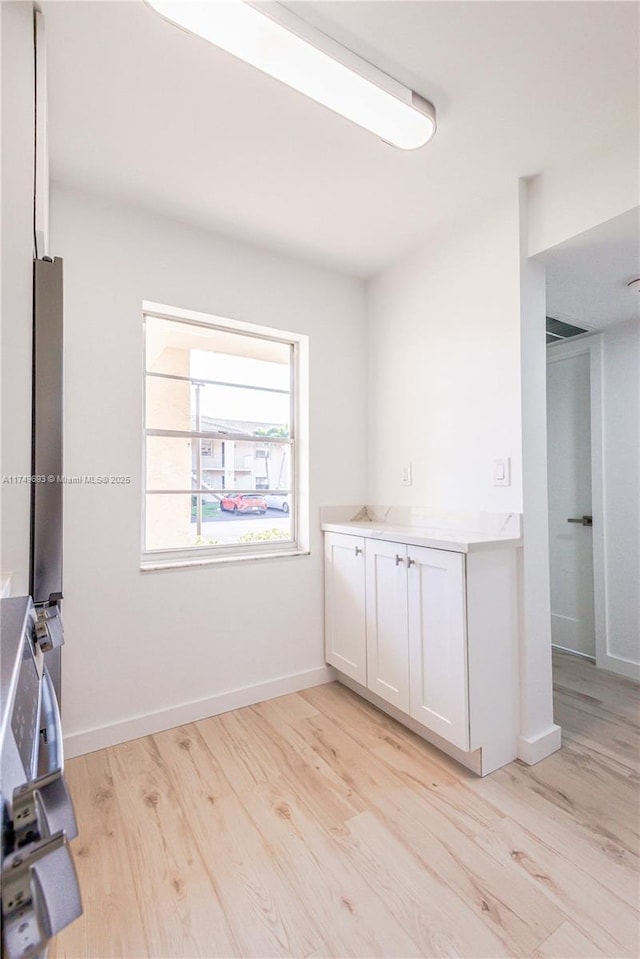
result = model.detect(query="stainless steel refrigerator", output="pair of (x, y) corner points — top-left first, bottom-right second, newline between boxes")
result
(31, 256), (64, 701)
(0, 255), (82, 959)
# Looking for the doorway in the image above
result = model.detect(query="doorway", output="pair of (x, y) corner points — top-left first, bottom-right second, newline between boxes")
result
(546, 336), (604, 660)
(547, 343), (596, 662)
(541, 208), (640, 680)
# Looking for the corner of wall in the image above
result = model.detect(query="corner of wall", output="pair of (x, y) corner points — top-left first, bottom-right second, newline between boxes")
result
(517, 179), (557, 749)
(527, 133), (640, 256)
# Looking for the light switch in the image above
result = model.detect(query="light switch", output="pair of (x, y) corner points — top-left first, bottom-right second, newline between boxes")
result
(493, 458), (510, 486)
(401, 463), (413, 486)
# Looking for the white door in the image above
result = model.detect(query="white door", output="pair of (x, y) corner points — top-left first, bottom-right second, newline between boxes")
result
(547, 347), (595, 657)
(365, 540), (410, 711)
(408, 547), (469, 750)
(324, 533), (367, 685)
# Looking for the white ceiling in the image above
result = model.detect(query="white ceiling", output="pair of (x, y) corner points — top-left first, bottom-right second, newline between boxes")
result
(543, 207), (640, 331)
(44, 0), (639, 277)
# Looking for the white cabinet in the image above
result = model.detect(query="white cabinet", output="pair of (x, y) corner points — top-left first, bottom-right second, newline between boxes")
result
(407, 546), (469, 750)
(364, 541), (468, 747)
(324, 529), (519, 775)
(324, 532), (367, 685)
(365, 540), (410, 712)
(327, 533), (466, 730)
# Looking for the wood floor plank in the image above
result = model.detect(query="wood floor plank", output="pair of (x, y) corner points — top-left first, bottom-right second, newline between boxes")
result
(534, 920), (616, 959)
(554, 698), (640, 772)
(343, 809), (516, 958)
(48, 749), (150, 959)
(552, 651), (640, 773)
(299, 697), (503, 837)
(225, 700), (367, 832)
(153, 721), (326, 958)
(553, 681), (640, 739)
(475, 816), (640, 958)
(198, 711), (425, 958)
(284, 703), (565, 957)
(219, 703), (562, 955)
(301, 681), (466, 783)
(553, 652), (639, 721)
(216, 703), (553, 956)
(107, 735), (240, 958)
(480, 739), (640, 855)
(468, 760), (640, 906)
(301, 682), (509, 843)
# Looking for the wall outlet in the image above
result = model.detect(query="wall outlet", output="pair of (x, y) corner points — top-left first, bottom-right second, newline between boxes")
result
(401, 463), (413, 486)
(493, 457), (511, 486)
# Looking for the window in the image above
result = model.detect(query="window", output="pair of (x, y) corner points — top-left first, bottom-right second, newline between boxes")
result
(142, 302), (308, 566)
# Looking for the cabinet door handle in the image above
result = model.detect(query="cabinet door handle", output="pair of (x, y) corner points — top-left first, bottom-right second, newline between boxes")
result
(407, 557), (416, 568)
(354, 546), (363, 556)
(395, 554), (404, 566)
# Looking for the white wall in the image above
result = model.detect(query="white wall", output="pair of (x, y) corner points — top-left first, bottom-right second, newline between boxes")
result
(528, 132), (640, 257)
(366, 192), (523, 514)
(1, 1), (34, 594)
(602, 318), (640, 673)
(366, 187), (564, 765)
(50, 183), (367, 754)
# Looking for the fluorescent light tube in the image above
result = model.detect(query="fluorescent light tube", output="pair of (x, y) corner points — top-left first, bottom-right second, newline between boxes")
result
(146, 0), (436, 149)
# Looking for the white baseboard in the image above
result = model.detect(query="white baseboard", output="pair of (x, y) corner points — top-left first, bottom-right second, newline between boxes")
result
(597, 653), (640, 682)
(552, 643), (595, 663)
(553, 643), (640, 682)
(518, 724), (562, 765)
(64, 665), (337, 759)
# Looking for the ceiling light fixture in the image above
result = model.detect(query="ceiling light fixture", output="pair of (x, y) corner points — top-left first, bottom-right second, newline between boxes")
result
(146, 0), (436, 150)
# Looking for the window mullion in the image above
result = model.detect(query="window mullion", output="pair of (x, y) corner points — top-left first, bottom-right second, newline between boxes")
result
(146, 369), (291, 397)
(145, 428), (293, 445)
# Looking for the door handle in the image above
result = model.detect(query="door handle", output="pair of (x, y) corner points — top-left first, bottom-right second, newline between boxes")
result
(40, 667), (64, 776)
(1, 830), (82, 956)
(567, 516), (593, 527)
(354, 546), (363, 556)
(395, 554), (404, 566)
(12, 769), (78, 848)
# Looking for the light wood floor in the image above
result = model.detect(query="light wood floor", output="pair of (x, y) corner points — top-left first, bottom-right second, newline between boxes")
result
(51, 653), (639, 959)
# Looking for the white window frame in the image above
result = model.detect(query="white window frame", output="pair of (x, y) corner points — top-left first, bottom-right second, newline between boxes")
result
(141, 301), (309, 570)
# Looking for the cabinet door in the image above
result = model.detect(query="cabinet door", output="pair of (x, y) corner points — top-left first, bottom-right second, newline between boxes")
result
(324, 533), (367, 685)
(408, 547), (469, 750)
(365, 541), (410, 711)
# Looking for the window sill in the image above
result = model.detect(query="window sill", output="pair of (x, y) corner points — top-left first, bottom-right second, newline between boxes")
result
(140, 548), (310, 572)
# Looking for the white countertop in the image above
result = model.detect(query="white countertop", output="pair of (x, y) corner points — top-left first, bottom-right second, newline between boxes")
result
(320, 520), (522, 553)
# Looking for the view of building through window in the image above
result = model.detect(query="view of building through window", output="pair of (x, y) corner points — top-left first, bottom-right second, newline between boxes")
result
(144, 311), (297, 557)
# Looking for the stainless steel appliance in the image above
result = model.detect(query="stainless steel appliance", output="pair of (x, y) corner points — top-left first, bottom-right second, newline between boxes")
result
(31, 257), (64, 702)
(1, 255), (82, 955)
(1, 597), (81, 959)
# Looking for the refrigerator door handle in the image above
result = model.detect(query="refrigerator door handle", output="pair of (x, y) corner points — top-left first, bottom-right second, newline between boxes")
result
(12, 771), (78, 846)
(1, 832), (82, 958)
(40, 666), (64, 776)
(31, 841), (82, 938)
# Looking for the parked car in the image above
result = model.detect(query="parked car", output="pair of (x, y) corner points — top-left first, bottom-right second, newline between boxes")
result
(220, 493), (268, 514)
(264, 493), (290, 514)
